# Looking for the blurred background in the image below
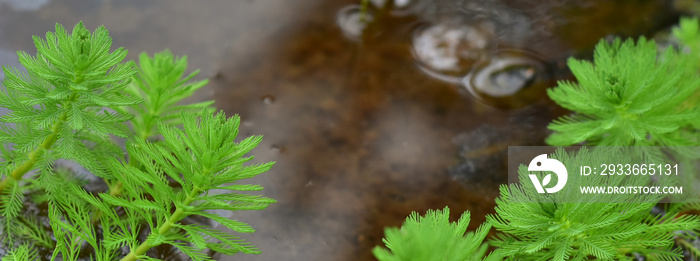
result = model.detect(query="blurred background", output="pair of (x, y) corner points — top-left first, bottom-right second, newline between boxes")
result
(0, 0), (689, 260)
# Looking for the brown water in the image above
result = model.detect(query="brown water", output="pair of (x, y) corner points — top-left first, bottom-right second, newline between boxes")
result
(0, 0), (680, 260)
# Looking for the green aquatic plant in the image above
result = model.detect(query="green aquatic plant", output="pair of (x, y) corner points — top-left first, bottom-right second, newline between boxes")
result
(487, 148), (700, 260)
(0, 22), (274, 260)
(373, 207), (501, 261)
(546, 36), (700, 146)
(0, 21), (137, 196)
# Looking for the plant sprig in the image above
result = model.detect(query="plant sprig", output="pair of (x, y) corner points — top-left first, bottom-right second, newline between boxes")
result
(111, 111), (275, 260)
(373, 207), (501, 261)
(122, 50), (213, 142)
(0, 22), (138, 191)
(546, 37), (700, 146)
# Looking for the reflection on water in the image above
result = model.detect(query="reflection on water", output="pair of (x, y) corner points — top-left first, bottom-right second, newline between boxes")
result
(337, 5), (374, 41)
(0, 0), (49, 12)
(0, 0), (681, 260)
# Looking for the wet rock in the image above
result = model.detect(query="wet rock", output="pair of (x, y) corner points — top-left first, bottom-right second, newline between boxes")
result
(449, 106), (551, 186)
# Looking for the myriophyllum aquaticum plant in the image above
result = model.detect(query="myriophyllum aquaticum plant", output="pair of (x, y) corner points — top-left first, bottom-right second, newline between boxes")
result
(546, 20), (700, 147)
(0, 22), (274, 260)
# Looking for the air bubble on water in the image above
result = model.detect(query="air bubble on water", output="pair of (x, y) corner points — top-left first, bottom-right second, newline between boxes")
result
(337, 5), (373, 41)
(457, 50), (551, 109)
(411, 22), (491, 77)
(370, 0), (411, 9)
(262, 95), (275, 105)
(394, 0), (410, 7)
(465, 51), (543, 98)
(381, 0), (423, 16)
(369, 0), (386, 7)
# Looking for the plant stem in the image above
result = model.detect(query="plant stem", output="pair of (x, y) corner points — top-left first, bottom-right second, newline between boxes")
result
(0, 110), (69, 195)
(359, 0), (370, 23)
(120, 186), (201, 261)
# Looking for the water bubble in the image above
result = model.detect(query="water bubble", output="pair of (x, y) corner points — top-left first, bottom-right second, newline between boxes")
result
(411, 23), (491, 77)
(474, 61), (536, 97)
(394, 0), (410, 8)
(371, 0), (422, 16)
(337, 5), (373, 41)
(370, 0), (411, 8)
(464, 50), (550, 109)
(261, 95), (275, 105)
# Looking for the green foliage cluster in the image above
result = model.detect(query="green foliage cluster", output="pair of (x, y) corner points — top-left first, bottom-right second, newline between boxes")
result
(489, 148), (699, 260)
(546, 36), (700, 146)
(373, 207), (501, 261)
(0, 22), (274, 260)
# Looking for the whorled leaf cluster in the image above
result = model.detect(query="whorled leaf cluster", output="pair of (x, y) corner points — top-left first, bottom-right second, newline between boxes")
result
(547, 36), (700, 146)
(373, 207), (501, 261)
